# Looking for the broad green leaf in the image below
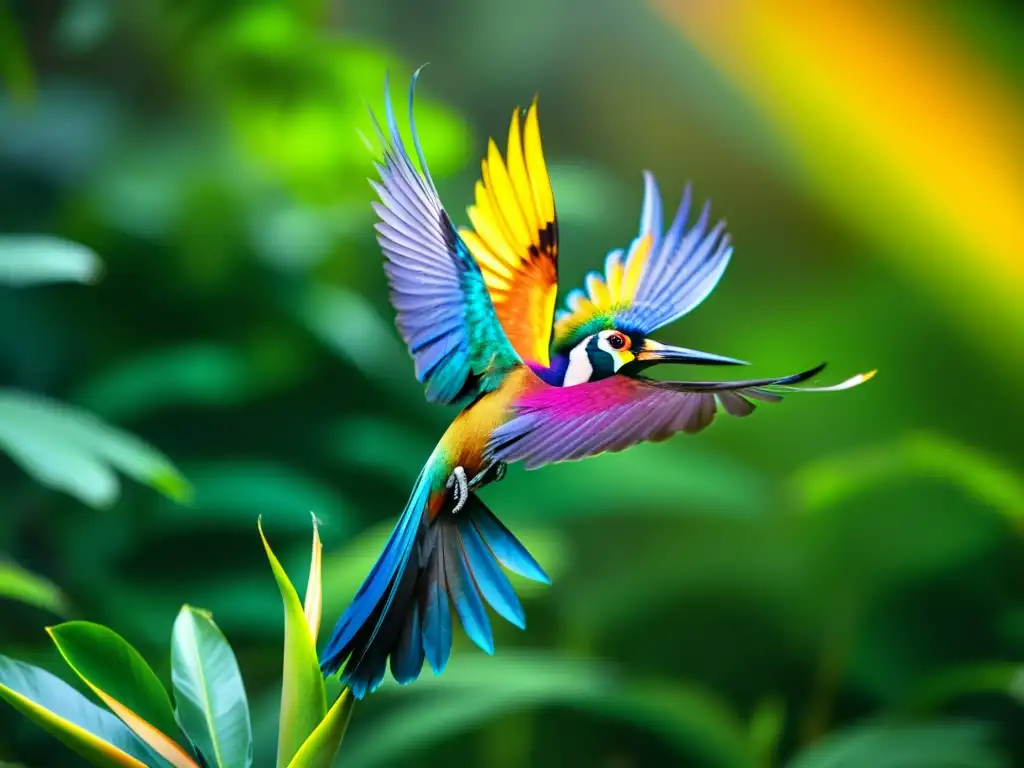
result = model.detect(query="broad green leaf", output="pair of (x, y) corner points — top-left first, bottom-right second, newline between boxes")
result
(285, 690), (354, 768)
(258, 519), (326, 767)
(899, 662), (1024, 716)
(304, 517), (323, 643)
(342, 653), (754, 768)
(0, 390), (191, 507)
(786, 720), (1002, 768)
(171, 606), (252, 768)
(0, 654), (160, 768)
(791, 432), (1024, 523)
(48, 622), (198, 768)
(0, 560), (67, 615)
(0, 235), (100, 285)
(74, 344), (256, 422)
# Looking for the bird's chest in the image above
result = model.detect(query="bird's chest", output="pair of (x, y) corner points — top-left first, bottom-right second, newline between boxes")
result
(441, 368), (532, 474)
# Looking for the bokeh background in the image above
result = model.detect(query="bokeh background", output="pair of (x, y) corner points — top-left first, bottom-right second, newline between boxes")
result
(2, 0), (1023, 765)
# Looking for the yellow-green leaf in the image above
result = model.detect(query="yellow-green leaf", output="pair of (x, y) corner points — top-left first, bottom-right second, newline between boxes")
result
(259, 518), (326, 767)
(0, 654), (160, 768)
(304, 516), (323, 643)
(48, 622), (198, 768)
(171, 606), (252, 768)
(285, 689), (355, 768)
(0, 560), (67, 615)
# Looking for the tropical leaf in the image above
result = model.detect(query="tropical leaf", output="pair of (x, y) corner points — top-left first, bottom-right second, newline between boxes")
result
(0, 560), (67, 615)
(285, 690), (355, 768)
(0, 235), (99, 285)
(786, 720), (1003, 768)
(48, 622), (198, 768)
(170, 606), (252, 768)
(0, 390), (191, 508)
(342, 652), (755, 768)
(74, 343), (256, 422)
(791, 432), (1024, 524)
(258, 519), (327, 768)
(899, 662), (1024, 716)
(0, 654), (163, 768)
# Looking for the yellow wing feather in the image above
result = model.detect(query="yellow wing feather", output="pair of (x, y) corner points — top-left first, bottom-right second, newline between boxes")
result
(460, 99), (559, 366)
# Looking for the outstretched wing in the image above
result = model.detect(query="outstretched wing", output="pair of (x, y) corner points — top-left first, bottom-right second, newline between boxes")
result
(370, 71), (520, 405)
(553, 173), (731, 352)
(487, 365), (875, 469)
(459, 101), (559, 367)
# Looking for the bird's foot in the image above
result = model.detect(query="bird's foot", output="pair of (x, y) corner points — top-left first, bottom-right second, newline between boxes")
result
(469, 461), (507, 491)
(446, 466), (469, 515)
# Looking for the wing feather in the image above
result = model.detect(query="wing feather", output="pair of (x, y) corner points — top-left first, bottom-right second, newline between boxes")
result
(488, 365), (875, 470)
(552, 173), (732, 352)
(460, 100), (559, 367)
(369, 71), (520, 405)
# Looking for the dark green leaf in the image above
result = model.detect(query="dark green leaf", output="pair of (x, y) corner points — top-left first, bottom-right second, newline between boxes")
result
(786, 720), (1003, 768)
(0, 560), (67, 615)
(343, 653), (754, 768)
(48, 622), (189, 760)
(74, 344), (256, 422)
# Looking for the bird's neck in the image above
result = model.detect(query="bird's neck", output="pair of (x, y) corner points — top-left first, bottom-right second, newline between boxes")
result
(529, 354), (570, 386)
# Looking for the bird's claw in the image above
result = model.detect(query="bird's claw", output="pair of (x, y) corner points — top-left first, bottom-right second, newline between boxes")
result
(446, 466), (469, 515)
(469, 461), (507, 491)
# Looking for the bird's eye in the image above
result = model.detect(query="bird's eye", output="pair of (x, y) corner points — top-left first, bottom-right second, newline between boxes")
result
(607, 333), (626, 350)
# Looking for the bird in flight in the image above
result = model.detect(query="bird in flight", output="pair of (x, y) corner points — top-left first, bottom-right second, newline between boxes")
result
(320, 70), (874, 698)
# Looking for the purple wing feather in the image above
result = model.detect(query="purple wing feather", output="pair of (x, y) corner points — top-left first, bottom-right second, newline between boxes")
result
(488, 364), (874, 470)
(369, 70), (518, 405)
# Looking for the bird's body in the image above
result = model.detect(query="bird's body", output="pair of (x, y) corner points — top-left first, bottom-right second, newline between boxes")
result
(320, 71), (874, 698)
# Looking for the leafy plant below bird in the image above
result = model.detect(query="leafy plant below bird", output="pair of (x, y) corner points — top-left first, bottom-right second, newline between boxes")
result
(0, 520), (352, 768)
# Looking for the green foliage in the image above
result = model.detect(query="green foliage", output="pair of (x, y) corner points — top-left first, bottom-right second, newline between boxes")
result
(0, 656), (161, 768)
(171, 607), (253, 768)
(49, 622), (185, 753)
(0, 561), (67, 615)
(0, 236), (101, 286)
(0, 390), (190, 508)
(785, 721), (1003, 768)
(0, 523), (354, 768)
(259, 520), (325, 767)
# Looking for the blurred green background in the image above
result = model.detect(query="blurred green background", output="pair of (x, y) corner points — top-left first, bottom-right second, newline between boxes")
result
(2, 0), (1023, 765)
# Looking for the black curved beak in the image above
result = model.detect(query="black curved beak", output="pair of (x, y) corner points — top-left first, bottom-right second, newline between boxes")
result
(633, 339), (749, 367)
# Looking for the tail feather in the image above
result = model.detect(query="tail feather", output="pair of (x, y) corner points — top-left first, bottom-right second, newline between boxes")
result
(319, 460), (549, 698)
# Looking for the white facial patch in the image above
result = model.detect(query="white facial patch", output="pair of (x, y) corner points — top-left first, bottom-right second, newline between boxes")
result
(563, 336), (595, 386)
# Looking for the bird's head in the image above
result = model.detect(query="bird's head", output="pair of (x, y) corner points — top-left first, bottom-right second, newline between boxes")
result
(561, 328), (748, 385)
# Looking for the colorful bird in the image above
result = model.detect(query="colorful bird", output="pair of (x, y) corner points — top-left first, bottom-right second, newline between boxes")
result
(320, 71), (874, 698)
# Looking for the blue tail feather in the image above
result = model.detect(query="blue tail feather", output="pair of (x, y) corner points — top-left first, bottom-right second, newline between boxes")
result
(319, 459), (549, 698)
